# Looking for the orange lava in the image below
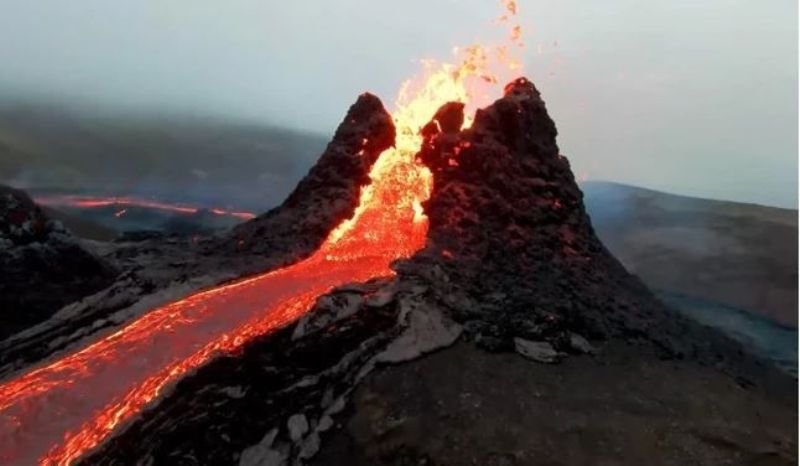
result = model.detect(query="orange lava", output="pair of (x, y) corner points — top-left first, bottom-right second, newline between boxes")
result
(0, 2), (524, 464)
(33, 194), (256, 221)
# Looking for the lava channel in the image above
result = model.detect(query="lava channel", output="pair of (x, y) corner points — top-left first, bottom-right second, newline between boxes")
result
(0, 98), (439, 465)
(33, 194), (256, 221)
(0, 255), (396, 465)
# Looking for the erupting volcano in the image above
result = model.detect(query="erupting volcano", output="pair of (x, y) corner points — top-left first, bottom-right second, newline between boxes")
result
(0, 2), (528, 464)
(1, 1), (787, 464)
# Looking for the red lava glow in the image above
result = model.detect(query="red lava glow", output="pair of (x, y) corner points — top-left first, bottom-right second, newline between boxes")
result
(0, 2), (523, 464)
(33, 194), (256, 221)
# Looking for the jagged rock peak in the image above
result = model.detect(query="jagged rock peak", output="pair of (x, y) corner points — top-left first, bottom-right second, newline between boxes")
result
(228, 93), (394, 260)
(502, 76), (543, 100)
(418, 75), (582, 265)
(333, 92), (396, 158)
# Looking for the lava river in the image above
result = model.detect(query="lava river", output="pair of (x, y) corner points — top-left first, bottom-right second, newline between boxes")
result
(0, 128), (434, 464)
(0, 2), (523, 463)
(33, 194), (256, 221)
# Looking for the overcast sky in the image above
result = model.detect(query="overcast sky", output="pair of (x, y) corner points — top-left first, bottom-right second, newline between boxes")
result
(0, 0), (796, 207)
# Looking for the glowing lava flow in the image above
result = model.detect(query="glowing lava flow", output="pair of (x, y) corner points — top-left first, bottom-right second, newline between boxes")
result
(0, 2), (523, 464)
(33, 194), (256, 221)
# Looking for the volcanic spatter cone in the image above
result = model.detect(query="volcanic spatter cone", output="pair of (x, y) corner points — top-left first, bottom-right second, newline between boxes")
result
(82, 78), (778, 465)
(400, 77), (668, 350)
(396, 77), (786, 372)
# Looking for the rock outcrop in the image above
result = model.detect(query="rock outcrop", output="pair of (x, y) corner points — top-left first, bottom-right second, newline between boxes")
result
(0, 185), (115, 340)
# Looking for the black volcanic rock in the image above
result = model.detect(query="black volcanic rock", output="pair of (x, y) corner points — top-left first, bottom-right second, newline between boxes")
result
(228, 93), (395, 262)
(0, 185), (116, 340)
(404, 77), (655, 346)
(0, 185), (50, 243)
(402, 78), (781, 369)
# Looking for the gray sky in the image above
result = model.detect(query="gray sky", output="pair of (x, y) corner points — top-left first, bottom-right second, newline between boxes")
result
(0, 0), (796, 207)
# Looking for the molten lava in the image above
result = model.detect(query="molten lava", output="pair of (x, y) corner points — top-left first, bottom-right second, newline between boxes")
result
(33, 194), (256, 221)
(0, 2), (523, 464)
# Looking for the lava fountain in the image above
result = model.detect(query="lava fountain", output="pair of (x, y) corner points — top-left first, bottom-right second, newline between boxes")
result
(0, 2), (524, 464)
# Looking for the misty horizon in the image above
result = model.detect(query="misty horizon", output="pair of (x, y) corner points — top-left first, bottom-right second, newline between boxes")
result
(0, 0), (797, 208)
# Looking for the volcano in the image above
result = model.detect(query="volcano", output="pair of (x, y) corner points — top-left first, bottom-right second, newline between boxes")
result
(0, 4), (795, 461)
(0, 78), (779, 465)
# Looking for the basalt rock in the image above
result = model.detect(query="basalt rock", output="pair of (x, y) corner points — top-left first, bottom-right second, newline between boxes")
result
(0, 185), (116, 340)
(228, 93), (394, 262)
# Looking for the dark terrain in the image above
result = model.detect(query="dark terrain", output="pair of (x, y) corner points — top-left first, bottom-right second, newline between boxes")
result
(82, 79), (800, 465)
(0, 185), (115, 340)
(317, 342), (796, 466)
(0, 82), (796, 466)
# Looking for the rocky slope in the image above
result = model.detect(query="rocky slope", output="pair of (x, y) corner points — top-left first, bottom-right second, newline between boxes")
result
(0, 102), (328, 211)
(0, 185), (116, 340)
(583, 181), (798, 328)
(407, 78), (668, 347)
(227, 93), (394, 261)
(397, 78), (771, 373)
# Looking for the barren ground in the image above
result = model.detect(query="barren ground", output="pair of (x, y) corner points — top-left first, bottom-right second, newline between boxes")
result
(316, 341), (797, 466)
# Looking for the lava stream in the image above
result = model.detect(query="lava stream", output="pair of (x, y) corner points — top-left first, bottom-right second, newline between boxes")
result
(1, 255), (395, 465)
(33, 194), (256, 221)
(0, 2), (524, 464)
(0, 113), (430, 466)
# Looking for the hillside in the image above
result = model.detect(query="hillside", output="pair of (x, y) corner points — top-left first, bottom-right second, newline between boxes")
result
(0, 101), (328, 210)
(583, 181), (798, 328)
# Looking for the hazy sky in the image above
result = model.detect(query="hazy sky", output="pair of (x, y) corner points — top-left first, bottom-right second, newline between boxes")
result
(0, 0), (797, 207)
